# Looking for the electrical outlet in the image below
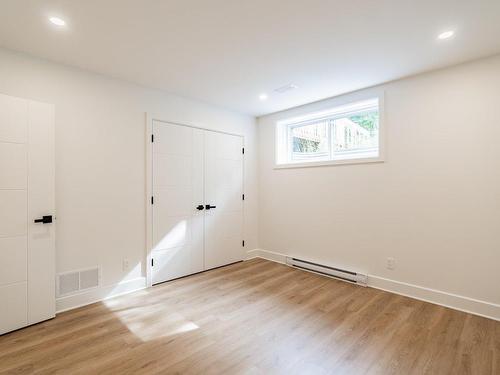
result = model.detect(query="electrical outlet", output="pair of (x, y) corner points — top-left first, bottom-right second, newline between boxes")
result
(123, 258), (130, 271)
(386, 257), (396, 270)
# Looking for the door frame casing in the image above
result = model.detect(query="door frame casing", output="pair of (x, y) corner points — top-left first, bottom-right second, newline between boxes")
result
(145, 114), (245, 287)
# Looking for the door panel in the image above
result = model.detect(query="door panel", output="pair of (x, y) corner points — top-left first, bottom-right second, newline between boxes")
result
(204, 131), (244, 270)
(154, 122), (193, 156)
(153, 154), (192, 188)
(152, 121), (204, 284)
(154, 187), (193, 219)
(154, 215), (191, 250)
(0, 143), (27, 189)
(27, 101), (55, 324)
(0, 237), (27, 285)
(0, 94), (27, 143)
(0, 94), (28, 335)
(0, 283), (27, 335)
(0, 190), (27, 237)
(0, 94), (55, 334)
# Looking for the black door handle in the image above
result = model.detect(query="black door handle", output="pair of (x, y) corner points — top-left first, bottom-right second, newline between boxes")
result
(34, 215), (53, 224)
(205, 205), (216, 210)
(196, 205), (204, 210)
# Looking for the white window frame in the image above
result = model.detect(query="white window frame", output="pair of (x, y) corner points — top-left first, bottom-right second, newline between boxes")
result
(275, 91), (385, 169)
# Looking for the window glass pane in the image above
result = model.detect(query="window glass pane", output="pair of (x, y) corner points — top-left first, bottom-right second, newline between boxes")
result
(290, 121), (330, 161)
(333, 109), (379, 159)
(277, 98), (381, 166)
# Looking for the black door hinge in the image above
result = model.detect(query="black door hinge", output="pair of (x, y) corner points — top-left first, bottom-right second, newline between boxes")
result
(242, 240), (245, 247)
(151, 134), (154, 143)
(242, 194), (245, 200)
(242, 147), (245, 154)
(151, 196), (154, 205)
(151, 258), (154, 267)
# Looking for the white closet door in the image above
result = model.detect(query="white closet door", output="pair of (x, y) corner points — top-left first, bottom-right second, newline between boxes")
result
(0, 94), (55, 335)
(204, 131), (244, 269)
(152, 121), (204, 284)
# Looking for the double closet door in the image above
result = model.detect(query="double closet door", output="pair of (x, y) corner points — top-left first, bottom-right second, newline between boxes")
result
(151, 121), (244, 284)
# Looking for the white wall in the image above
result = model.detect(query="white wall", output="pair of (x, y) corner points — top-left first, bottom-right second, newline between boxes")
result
(258, 55), (500, 318)
(0, 48), (258, 310)
(2, 45), (499, 319)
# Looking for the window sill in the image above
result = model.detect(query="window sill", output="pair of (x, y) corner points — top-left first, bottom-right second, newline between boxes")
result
(274, 156), (384, 169)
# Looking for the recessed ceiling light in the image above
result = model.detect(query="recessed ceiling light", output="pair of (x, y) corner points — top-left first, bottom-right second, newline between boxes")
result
(437, 30), (454, 40)
(49, 17), (66, 26)
(259, 93), (268, 101)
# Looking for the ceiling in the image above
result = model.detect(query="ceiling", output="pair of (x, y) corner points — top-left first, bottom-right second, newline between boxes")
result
(1, 1), (500, 116)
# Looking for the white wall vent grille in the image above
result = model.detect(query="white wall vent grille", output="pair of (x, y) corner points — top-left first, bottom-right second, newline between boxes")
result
(286, 257), (367, 286)
(58, 272), (79, 295)
(57, 267), (100, 297)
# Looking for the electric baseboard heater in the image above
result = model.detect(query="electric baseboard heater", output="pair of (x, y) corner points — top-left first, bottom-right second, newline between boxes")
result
(286, 257), (368, 286)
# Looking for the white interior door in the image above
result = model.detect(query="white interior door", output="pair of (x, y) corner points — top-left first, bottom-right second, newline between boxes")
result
(0, 94), (55, 335)
(204, 131), (244, 269)
(151, 121), (204, 284)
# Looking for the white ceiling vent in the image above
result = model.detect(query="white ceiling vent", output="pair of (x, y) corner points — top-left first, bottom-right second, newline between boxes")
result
(274, 84), (298, 94)
(57, 267), (100, 297)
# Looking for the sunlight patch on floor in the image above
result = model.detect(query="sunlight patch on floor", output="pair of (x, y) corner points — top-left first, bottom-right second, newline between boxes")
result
(103, 300), (199, 341)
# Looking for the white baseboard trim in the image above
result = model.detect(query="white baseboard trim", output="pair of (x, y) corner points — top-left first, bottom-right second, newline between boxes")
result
(248, 249), (500, 322)
(245, 248), (287, 264)
(368, 275), (500, 321)
(56, 276), (147, 314)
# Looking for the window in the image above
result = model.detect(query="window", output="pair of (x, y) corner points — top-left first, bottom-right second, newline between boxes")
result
(276, 97), (383, 167)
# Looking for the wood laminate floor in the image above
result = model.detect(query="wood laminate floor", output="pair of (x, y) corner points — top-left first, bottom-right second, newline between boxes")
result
(1, 258), (499, 374)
